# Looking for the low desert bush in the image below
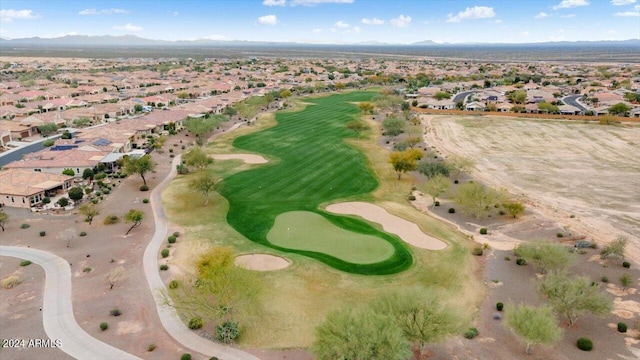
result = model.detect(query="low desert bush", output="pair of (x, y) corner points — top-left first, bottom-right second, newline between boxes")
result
(147, 344), (156, 352)
(100, 322), (108, 331)
(618, 322), (628, 333)
(448, 208), (456, 214)
(1, 275), (22, 289)
(557, 232), (564, 238)
(516, 258), (527, 266)
(110, 308), (121, 317)
(140, 184), (149, 191)
(408, 195), (416, 201)
(464, 327), (479, 339)
(82, 267), (92, 273)
(623, 261), (631, 268)
(188, 317), (203, 330)
(169, 280), (179, 289)
(80, 231), (87, 237)
(577, 338), (593, 351)
(479, 228), (487, 235)
(181, 354), (192, 360)
(504, 256), (511, 261)
(434, 200), (440, 206)
(161, 249), (170, 258)
(496, 302), (504, 311)
(21, 223), (30, 229)
(142, 198), (149, 204)
(104, 215), (119, 225)
(168, 235), (177, 244)
(160, 264), (169, 271)
(39, 231), (46, 237)
(173, 231), (180, 237)
(472, 247), (483, 256)
(20, 260), (32, 266)
(601, 276), (608, 283)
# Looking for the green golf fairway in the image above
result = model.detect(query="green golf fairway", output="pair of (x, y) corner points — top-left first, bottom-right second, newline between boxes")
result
(268, 211), (395, 264)
(218, 92), (412, 274)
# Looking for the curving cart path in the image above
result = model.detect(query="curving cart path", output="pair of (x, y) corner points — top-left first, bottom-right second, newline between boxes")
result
(0, 246), (142, 360)
(144, 154), (260, 360)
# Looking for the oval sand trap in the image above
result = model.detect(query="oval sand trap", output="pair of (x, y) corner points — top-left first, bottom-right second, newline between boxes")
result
(234, 254), (290, 271)
(211, 154), (268, 164)
(326, 202), (447, 250)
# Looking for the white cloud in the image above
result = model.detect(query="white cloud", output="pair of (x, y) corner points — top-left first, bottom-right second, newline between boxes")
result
(611, 0), (636, 5)
(535, 12), (549, 18)
(552, 0), (589, 10)
(263, 0), (286, 6)
(312, 28), (324, 33)
(446, 6), (495, 23)
(334, 20), (349, 28)
(352, 26), (361, 33)
(113, 23), (143, 32)
(258, 14), (278, 25)
(172, 11), (179, 16)
(390, 14), (411, 27)
(79, 8), (129, 15)
(614, 10), (640, 15)
(560, 14), (576, 17)
(493, 19), (503, 23)
(362, 17), (384, 25)
(0, 9), (39, 22)
(290, 0), (354, 6)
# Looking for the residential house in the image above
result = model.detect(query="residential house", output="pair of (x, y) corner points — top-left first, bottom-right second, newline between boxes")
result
(0, 168), (73, 209)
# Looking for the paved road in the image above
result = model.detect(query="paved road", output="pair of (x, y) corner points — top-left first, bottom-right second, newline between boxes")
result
(563, 94), (589, 112)
(0, 246), (142, 360)
(144, 154), (261, 360)
(452, 90), (478, 104)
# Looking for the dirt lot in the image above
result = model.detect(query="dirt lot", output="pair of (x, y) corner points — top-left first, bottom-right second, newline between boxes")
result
(423, 115), (640, 262)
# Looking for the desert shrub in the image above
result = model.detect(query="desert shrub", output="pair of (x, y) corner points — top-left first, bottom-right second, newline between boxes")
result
(454, 179), (459, 184)
(21, 223), (30, 229)
(20, 260), (32, 266)
(110, 308), (121, 317)
(1, 275), (22, 289)
(80, 231), (87, 237)
(408, 195), (416, 201)
(140, 184), (149, 191)
(42, 197), (51, 204)
(142, 198), (149, 204)
(601, 276), (608, 283)
(100, 322), (108, 331)
(448, 208), (456, 214)
(472, 247), (483, 256)
(623, 261), (631, 268)
(516, 258), (527, 266)
(104, 215), (119, 225)
(39, 231), (46, 237)
(181, 354), (192, 360)
(496, 302), (504, 311)
(480, 228), (488, 235)
(83, 267), (92, 273)
(504, 256), (511, 261)
(434, 200), (440, 206)
(577, 338), (593, 351)
(168, 235), (177, 244)
(161, 249), (170, 258)
(557, 232), (564, 238)
(102, 188), (110, 195)
(464, 327), (479, 339)
(169, 280), (178, 289)
(618, 322), (628, 333)
(57, 197), (69, 207)
(160, 264), (169, 271)
(216, 321), (240, 344)
(147, 344), (156, 352)
(188, 317), (203, 330)
(173, 231), (180, 237)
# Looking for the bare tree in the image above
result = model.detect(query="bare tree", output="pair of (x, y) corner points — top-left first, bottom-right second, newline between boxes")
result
(106, 266), (125, 290)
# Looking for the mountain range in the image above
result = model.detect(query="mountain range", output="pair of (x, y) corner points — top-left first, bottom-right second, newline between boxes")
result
(1, 35), (638, 48)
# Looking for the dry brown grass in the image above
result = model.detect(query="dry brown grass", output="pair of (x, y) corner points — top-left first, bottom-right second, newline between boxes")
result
(1, 275), (22, 289)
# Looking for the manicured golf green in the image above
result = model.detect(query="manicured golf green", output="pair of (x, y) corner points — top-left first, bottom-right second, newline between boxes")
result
(218, 92), (412, 274)
(267, 211), (395, 264)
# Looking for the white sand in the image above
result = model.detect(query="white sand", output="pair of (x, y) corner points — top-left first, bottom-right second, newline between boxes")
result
(234, 254), (290, 271)
(325, 202), (447, 250)
(211, 154), (268, 164)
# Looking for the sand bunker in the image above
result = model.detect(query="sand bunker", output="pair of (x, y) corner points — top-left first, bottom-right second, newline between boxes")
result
(234, 254), (290, 271)
(211, 154), (268, 164)
(326, 202), (447, 250)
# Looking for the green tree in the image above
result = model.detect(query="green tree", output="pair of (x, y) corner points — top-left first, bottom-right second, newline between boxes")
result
(401, 101), (410, 111)
(134, 104), (143, 113)
(82, 168), (94, 180)
(183, 147), (213, 170)
(608, 102), (631, 116)
(78, 203), (99, 225)
(279, 89), (292, 99)
(0, 209), (8, 231)
(600, 236), (628, 260)
(434, 91), (451, 100)
(358, 101), (374, 114)
(382, 116), (405, 137)
(223, 106), (237, 117)
(454, 182), (508, 219)
(620, 274), (632, 293)
(38, 123), (58, 137)
(537, 272), (612, 327)
(189, 171), (218, 205)
(446, 155), (474, 180)
(421, 174), (451, 206)
(67, 187), (84, 202)
(503, 201), (525, 218)
(537, 102), (559, 114)
(508, 90), (527, 104)
(514, 242), (575, 274)
(123, 155), (155, 186)
(73, 117), (92, 127)
(505, 304), (562, 355)
(372, 291), (460, 354)
(62, 168), (75, 176)
(312, 307), (411, 360)
(124, 209), (144, 235)
(389, 149), (422, 180)
(184, 117), (217, 146)
(417, 160), (450, 178)
(345, 121), (369, 139)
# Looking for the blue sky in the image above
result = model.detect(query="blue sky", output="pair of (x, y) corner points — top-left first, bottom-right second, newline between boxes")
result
(1, 0), (638, 43)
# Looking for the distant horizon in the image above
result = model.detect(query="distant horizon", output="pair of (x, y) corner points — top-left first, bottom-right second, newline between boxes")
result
(1, 0), (639, 44)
